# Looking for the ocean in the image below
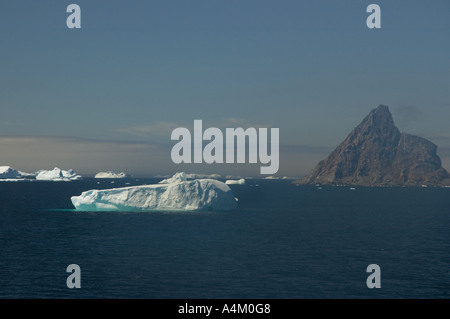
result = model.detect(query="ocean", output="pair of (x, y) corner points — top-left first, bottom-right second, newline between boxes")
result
(0, 178), (449, 298)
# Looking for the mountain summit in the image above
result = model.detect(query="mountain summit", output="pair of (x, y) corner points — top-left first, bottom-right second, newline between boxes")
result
(298, 105), (450, 186)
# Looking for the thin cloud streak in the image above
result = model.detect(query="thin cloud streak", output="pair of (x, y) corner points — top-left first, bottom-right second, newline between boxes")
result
(115, 118), (272, 139)
(0, 136), (339, 177)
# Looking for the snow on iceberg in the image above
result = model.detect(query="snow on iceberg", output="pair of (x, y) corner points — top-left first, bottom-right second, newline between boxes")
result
(36, 167), (83, 181)
(71, 173), (238, 211)
(158, 172), (187, 184)
(225, 178), (246, 185)
(18, 170), (36, 178)
(264, 176), (280, 180)
(185, 173), (222, 179)
(95, 171), (129, 178)
(0, 166), (22, 179)
(158, 172), (221, 183)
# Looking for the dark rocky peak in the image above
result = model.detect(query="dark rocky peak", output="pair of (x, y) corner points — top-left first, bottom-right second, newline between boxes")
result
(348, 104), (400, 144)
(297, 105), (450, 186)
(360, 104), (395, 129)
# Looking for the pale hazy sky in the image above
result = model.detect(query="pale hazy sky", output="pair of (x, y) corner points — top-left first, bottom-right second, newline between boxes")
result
(1, 1), (449, 177)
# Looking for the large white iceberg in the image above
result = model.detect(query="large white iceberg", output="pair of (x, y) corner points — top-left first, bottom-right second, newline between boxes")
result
(0, 166), (22, 179)
(71, 172), (238, 211)
(95, 171), (129, 178)
(36, 167), (83, 181)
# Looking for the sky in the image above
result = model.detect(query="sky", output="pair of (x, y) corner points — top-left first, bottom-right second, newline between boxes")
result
(1, 0), (450, 177)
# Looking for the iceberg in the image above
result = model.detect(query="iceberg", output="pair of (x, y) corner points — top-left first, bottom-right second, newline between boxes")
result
(158, 172), (187, 184)
(185, 173), (222, 179)
(18, 170), (36, 178)
(225, 178), (246, 185)
(35, 167), (83, 181)
(264, 176), (280, 180)
(95, 171), (129, 178)
(155, 172), (222, 184)
(0, 166), (22, 179)
(71, 172), (238, 212)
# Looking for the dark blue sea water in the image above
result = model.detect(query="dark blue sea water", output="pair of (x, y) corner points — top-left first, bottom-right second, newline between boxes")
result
(0, 178), (449, 298)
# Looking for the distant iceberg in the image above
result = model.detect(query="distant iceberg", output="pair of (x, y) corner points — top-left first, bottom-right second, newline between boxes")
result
(156, 172), (222, 180)
(225, 178), (246, 185)
(95, 171), (129, 179)
(0, 166), (22, 179)
(36, 167), (82, 181)
(185, 173), (222, 179)
(264, 176), (280, 180)
(18, 170), (36, 178)
(71, 172), (238, 212)
(0, 166), (37, 181)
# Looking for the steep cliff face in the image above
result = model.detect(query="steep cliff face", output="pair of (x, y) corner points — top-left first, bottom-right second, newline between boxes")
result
(298, 105), (450, 186)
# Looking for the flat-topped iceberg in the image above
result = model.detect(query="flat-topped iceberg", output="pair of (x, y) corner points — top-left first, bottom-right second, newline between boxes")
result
(0, 166), (22, 179)
(225, 178), (246, 185)
(71, 172), (238, 212)
(95, 171), (129, 178)
(36, 167), (83, 181)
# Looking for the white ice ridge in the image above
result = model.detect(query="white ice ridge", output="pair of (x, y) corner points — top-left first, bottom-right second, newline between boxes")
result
(0, 166), (22, 179)
(225, 178), (246, 185)
(71, 172), (238, 212)
(18, 171), (36, 178)
(185, 173), (222, 179)
(35, 167), (83, 181)
(158, 172), (187, 184)
(95, 171), (129, 178)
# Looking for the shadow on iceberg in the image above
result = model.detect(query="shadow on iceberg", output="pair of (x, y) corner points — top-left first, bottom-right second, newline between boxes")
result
(71, 172), (238, 212)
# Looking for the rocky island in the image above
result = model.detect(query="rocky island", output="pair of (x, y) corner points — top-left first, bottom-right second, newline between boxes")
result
(297, 105), (450, 186)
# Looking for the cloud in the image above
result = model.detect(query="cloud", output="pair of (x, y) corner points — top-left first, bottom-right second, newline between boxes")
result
(438, 102), (450, 108)
(436, 145), (450, 157)
(426, 134), (450, 144)
(217, 118), (270, 129)
(392, 105), (424, 129)
(115, 118), (272, 139)
(0, 135), (334, 177)
(280, 144), (334, 154)
(0, 136), (170, 176)
(115, 122), (182, 138)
